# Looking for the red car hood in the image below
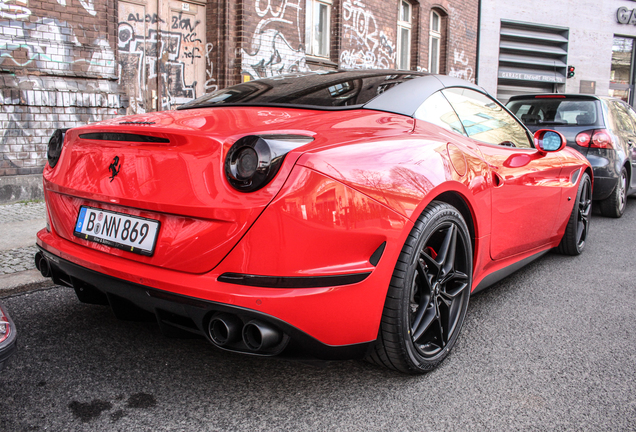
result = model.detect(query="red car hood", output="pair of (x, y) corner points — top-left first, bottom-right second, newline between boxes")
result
(43, 107), (414, 274)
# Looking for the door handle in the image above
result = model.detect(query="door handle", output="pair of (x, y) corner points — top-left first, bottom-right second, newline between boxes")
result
(492, 171), (505, 187)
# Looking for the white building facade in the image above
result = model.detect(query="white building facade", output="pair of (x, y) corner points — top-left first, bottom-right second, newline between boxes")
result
(478, 0), (636, 104)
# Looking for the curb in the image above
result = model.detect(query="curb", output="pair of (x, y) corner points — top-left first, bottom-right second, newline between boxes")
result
(0, 269), (55, 297)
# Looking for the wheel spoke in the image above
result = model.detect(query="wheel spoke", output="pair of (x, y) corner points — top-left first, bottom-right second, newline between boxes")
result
(576, 220), (585, 242)
(420, 250), (440, 276)
(441, 271), (469, 298)
(435, 224), (456, 275)
(417, 260), (433, 292)
(411, 303), (436, 342)
(436, 309), (446, 348)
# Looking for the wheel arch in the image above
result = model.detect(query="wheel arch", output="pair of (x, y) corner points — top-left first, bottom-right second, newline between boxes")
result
(426, 190), (476, 255)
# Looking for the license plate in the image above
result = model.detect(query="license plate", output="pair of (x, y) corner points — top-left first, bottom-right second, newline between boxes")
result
(74, 206), (160, 256)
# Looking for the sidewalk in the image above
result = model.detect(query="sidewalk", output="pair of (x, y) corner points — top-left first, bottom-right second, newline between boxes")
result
(0, 201), (54, 296)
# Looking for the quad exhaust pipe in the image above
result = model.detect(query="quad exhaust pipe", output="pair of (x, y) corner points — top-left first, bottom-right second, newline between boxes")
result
(34, 252), (51, 278)
(208, 314), (282, 352)
(242, 320), (282, 351)
(208, 313), (243, 347)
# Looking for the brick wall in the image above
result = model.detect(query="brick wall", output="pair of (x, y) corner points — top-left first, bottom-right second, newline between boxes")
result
(1, 0), (479, 180)
(0, 0), (125, 177)
(226, 0), (478, 82)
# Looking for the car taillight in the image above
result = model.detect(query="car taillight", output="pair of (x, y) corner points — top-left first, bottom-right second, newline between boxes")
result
(591, 129), (613, 149)
(575, 131), (591, 147)
(0, 304), (11, 344)
(47, 128), (69, 168)
(225, 135), (314, 192)
(575, 129), (613, 149)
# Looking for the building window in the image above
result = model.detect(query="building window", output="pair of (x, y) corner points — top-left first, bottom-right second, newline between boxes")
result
(397, 1), (412, 70)
(610, 36), (635, 105)
(306, 0), (331, 58)
(429, 10), (441, 74)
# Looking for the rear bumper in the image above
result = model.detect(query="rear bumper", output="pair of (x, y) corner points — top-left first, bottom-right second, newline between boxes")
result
(35, 233), (384, 359)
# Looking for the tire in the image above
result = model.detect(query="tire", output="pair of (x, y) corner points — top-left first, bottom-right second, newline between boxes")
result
(557, 172), (592, 255)
(599, 167), (628, 218)
(366, 201), (472, 374)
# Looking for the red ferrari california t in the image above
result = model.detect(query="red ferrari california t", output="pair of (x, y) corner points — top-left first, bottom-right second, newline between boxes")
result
(35, 71), (592, 373)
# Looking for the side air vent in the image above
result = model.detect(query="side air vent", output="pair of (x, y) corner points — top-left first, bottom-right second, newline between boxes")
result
(78, 133), (170, 143)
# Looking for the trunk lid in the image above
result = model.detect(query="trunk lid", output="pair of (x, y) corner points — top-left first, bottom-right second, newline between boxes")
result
(44, 107), (414, 273)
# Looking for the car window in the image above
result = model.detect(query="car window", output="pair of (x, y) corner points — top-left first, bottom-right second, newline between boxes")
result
(507, 98), (600, 127)
(414, 91), (467, 136)
(178, 71), (424, 110)
(611, 101), (636, 133)
(443, 87), (532, 148)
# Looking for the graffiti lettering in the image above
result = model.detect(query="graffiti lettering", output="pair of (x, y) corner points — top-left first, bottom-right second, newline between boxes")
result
(340, 0), (395, 69)
(127, 13), (165, 24)
(118, 22), (198, 112)
(182, 46), (201, 64)
(242, 0), (307, 79)
(78, 0), (96, 16)
(172, 12), (199, 33)
(183, 32), (202, 43)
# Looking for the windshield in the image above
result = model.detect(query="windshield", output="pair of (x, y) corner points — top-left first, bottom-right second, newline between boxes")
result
(177, 71), (426, 110)
(507, 98), (602, 127)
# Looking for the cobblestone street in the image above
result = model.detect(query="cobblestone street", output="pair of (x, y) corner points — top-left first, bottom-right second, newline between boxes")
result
(0, 202), (46, 275)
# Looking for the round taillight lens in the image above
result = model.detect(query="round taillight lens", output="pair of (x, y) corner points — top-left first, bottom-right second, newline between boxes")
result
(591, 130), (613, 149)
(224, 135), (314, 192)
(575, 131), (591, 147)
(235, 147), (259, 179)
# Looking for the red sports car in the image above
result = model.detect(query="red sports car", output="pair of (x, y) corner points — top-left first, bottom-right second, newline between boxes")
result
(35, 71), (592, 373)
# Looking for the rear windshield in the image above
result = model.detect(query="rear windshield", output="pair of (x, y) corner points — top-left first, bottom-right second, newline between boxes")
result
(177, 71), (425, 110)
(507, 98), (602, 127)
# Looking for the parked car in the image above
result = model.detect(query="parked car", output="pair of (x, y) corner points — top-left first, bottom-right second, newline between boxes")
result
(0, 301), (17, 371)
(507, 94), (636, 218)
(35, 71), (591, 374)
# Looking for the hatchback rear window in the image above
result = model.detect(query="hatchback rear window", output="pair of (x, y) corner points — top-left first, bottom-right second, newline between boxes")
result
(507, 98), (602, 127)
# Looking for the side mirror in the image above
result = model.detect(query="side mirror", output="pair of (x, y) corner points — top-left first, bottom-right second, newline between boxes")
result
(534, 129), (566, 154)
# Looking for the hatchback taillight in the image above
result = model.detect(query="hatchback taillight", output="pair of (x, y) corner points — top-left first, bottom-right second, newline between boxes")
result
(575, 131), (591, 147)
(575, 129), (613, 149)
(0, 304), (11, 344)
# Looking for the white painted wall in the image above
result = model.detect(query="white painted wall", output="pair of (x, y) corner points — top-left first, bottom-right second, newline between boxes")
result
(478, 0), (636, 97)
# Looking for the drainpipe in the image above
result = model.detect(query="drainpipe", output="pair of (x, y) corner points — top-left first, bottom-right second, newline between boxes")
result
(475, 0), (481, 85)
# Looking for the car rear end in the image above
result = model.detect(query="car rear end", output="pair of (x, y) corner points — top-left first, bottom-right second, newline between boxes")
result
(507, 94), (621, 201)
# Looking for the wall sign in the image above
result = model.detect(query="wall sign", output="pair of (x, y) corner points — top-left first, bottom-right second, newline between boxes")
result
(617, 7), (636, 24)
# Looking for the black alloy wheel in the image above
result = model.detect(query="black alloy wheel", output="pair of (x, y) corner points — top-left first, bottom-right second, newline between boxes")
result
(367, 201), (472, 373)
(557, 172), (592, 255)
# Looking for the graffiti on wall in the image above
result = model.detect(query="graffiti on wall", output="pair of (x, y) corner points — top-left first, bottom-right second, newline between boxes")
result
(340, 0), (396, 69)
(447, 6), (475, 82)
(205, 43), (218, 92)
(448, 45), (473, 82)
(242, 0), (308, 79)
(117, 3), (205, 113)
(0, 1), (115, 75)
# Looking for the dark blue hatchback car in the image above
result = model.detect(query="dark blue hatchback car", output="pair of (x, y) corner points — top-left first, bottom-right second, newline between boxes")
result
(507, 94), (636, 218)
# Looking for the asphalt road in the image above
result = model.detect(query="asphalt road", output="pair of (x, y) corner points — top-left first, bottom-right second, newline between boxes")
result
(2, 199), (636, 431)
